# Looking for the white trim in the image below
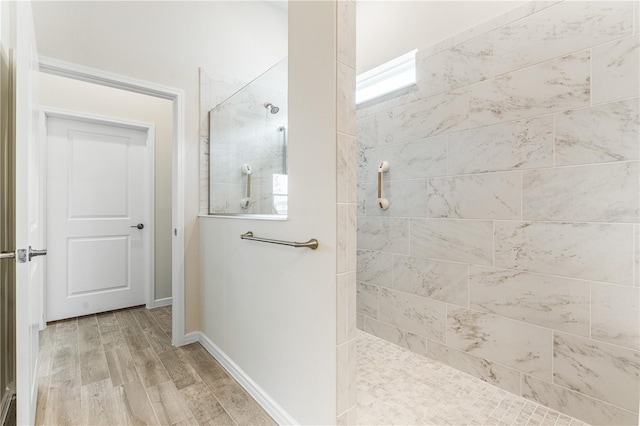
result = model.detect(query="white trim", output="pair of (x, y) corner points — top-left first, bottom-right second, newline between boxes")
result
(189, 331), (299, 425)
(38, 57), (186, 346)
(152, 297), (172, 308)
(356, 49), (417, 104)
(41, 107), (156, 318)
(183, 331), (200, 345)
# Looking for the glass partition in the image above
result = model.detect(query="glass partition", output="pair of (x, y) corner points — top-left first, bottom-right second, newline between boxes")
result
(208, 57), (288, 217)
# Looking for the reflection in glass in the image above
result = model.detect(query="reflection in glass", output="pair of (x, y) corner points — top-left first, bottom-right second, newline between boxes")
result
(209, 57), (288, 216)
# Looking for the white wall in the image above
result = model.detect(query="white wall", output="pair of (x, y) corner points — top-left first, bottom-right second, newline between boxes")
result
(31, 0), (289, 332)
(357, 0), (526, 73)
(199, 2), (340, 422)
(38, 73), (174, 301)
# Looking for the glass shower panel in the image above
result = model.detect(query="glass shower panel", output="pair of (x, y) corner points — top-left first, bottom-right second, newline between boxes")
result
(209, 57), (288, 217)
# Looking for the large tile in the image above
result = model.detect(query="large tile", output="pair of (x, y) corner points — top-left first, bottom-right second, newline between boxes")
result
(131, 347), (171, 388)
(393, 89), (469, 143)
(493, 1), (633, 75)
(212, 382), (276, 426)
(363, 317), (426, 355)
(356, 249), (393, 287)
(79, 348), (109, 386)
(393, 255), (468, 306)
(470, 51), (590, 127)
(113, 379), (160, 425)
(105, 347), (138, 387)
(495, 221), (633, 285)
(336, 0), (356, 69)
(44, 378), (81, 425)
(427, 172), (521, 220)
(357, 145), (377, 184)
(555, 99), (640, 166)
(522, 162), (640, 223)
(357, 217), (409, 255)
(365, 179), (428, 218)
(180, 382), (234, 425)
(592, 34), (640, 105)
(591, 283), (640, 350)
(147, 381), (195, 425)
(417, 33), (494, 98)
(636, 224), (640, 287)
(553, 332), (640, 413)
(427, 339), (521, 394)
(378, 287), (446, 342)
(356, 281), (378, 319)
(410, 218), (493, 266)
(337, 204), (353, 274)
(469, 266), (590, 336)
(184, 348), (234, 392)
(144, 326), (173, 354)
(447, 307), (552, 380)
(337, 342), (349, 416)
(348, 207), (356, 272)
(337, 133), (357, 204)
(447, 116), (554, 175)
(357, 110), (393, 149)
(78, 325), (101, 353)
(348, 272), (357, 341)
(377, 136), (447, 180)
(158, 349), (202, 390)
(337, 274), (349, 345)
(337, 62), (356, 136)
(522, 374), (637, 426)
(81, 379), (121, 425)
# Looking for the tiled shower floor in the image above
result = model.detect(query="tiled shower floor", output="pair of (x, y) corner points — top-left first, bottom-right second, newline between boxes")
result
(356, 331), (589, 426)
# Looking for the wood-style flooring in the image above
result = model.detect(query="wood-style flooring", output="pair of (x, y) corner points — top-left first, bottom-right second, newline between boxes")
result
(35, 306), (276, 426)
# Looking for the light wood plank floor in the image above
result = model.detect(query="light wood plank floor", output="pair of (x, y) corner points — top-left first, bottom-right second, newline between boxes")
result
(35, 306), (276, 426)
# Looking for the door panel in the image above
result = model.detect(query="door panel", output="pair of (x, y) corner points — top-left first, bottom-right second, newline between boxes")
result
(13, 1), (42, 424)
(68, 131), (129, 218)
(67, 236), (129, 295)
(46, 116), (151, 321)
(0, 5), (16, 423)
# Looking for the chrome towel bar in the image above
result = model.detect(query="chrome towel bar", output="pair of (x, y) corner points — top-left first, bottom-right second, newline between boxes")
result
(240, 231), (319, 250)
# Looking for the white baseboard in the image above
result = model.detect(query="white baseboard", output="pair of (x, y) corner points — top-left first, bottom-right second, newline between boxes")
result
(184, 331), (298, 425)
(183, 331), (199, 345)
(153, 297), (173, 307)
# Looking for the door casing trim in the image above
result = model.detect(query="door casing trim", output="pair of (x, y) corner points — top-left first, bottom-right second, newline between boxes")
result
(38, 56), (186, 346)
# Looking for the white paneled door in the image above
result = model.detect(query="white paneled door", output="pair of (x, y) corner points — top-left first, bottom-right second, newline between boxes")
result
(46, 115), (152, 322)
(12, 2), (43, 424)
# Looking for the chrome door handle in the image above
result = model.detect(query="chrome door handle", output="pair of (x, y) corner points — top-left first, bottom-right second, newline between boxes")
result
(28, 246), (47, 261)
(130, 223), (144, 230)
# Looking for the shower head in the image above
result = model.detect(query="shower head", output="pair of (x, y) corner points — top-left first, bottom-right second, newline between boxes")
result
(264, 102), (280, 114)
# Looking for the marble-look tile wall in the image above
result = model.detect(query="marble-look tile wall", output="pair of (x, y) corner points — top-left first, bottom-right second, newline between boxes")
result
(356, 2), (640, 425)
(336, 1), (357, 424)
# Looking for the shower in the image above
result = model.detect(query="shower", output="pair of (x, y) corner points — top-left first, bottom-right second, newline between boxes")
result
(264, 102), (279, 114)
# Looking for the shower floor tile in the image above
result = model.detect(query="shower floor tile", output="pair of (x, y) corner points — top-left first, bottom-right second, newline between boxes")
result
(356, 330), (589, 426)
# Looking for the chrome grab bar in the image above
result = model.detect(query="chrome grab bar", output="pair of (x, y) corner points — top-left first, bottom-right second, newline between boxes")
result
(378, 161), (390, 210)
(240, 164), (252, 209)
(240, 231), (319, 250)
(0, 252), (15, 260)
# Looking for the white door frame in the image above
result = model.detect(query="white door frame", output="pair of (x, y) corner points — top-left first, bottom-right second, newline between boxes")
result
(38, 56), (186, 346)
(41, 107), (157, 320)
